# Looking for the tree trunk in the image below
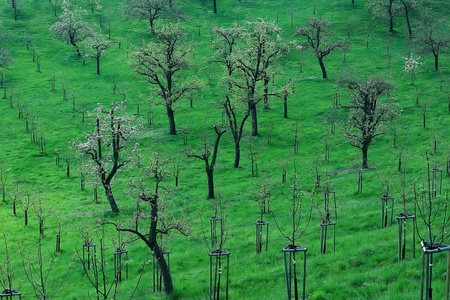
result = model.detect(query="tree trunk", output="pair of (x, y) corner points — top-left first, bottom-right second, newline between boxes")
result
(362, 144), (369, 169)
(404, 5), (412, 40)
(234, 142), (240, 168)
(167, 106), (176, 135)
(103, 184), (119, 213)
(213, 0), (217, 14)
(284, 95), (288, 119)
(263, 77), (270, 109)
(207, 168), (214, 199)
(318, 56), (327, 79)
(434, 53), (439, 71)
(96, 55), (100, 75)
(150, 19), (155, 34)
(250, 103), (258, 136)
(352, 0), (354, 4)
(153, 244), (173, 294)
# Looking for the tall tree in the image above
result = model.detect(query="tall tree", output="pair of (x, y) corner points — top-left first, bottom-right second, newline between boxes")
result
(398, 0), (418, 40)
(133, 23), (199, 135)
(84, 31), (114, 75)
(232, 19), (287, 136)
(413, 9), (450, 71)
(104, 151), (189, 295)
(294, 18), (348, 79)
(339, 73), (400, 168)
(212, 24), (249, 168)
(122, 0), (181, 34)
(72, 101), (141, 213)
(50, 0), (94, 56)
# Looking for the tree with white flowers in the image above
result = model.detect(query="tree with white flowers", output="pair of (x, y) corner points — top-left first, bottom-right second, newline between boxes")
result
(403, 53), (421, 85)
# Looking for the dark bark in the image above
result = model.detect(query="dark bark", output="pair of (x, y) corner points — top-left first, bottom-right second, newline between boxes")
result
(234, 142), (240, 168)
(206, 168), (214, 199)
(434, 53), (439, 71)
(250, 103), (258, 136)
(104, 185), (119, 213)
(263, 77), (270, 109)
(318, 56), (327, 79)
(362, 143), (369, 169)
(284, 94), (288, 118)
(167, 106), (176, 135)
(403, 1), (412, 40)
(96, 55), (100, 75)
(213, 0), (217, 14)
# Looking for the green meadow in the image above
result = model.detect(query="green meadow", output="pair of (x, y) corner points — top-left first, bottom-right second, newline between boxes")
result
(0, 0), (450, 299)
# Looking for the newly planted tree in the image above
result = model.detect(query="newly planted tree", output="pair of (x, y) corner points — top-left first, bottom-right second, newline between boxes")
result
(339, 73), (400, 168)
(294, 18), (348, 79)
(72, 101), (141, 213)
(133, 23), (199, 135)
(50, 0), (94, 56)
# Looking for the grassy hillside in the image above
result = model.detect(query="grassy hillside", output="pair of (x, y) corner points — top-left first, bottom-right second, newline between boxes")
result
(0, 0), (449, 299)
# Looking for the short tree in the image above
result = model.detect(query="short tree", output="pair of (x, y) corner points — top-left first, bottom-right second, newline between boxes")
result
(72, 101), (141, 213)
(0, 28), (13, 71)
(294, 18), (348, 79)
(84, 31), (114, 75)
(413, 9), (450, 71)
(133, 23), (199, 135)
(339, 73), (400, 168)
(50, 0), (94, 56)
(122, 0), (181, 34)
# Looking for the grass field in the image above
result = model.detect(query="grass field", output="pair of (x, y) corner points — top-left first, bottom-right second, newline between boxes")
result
(0, 0), (450, 299)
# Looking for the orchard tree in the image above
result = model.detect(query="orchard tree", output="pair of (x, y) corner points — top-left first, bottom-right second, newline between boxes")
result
(50, 0), (94, 56)
(413, 9), (450, 71)
(133, 23), (199, 135)
(339, 73), (400, 169)
(294, 18), (348, 79)
(212, 24), (249, 168)
(367, 0), (402, 33)
(104, 151), (189, 295)
(0, 28), (13, 71)
(84, 31), (114, 75)
(122, 0), (181, 34)
(399, 0), (418, 40)
(232, 19), (288, 136)
(72, 101), (141, 213)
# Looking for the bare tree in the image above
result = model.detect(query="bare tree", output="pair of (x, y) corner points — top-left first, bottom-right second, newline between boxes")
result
(0, 227), (18, 297)
(122, 0), (181, 34)
(367, 0), (403, 33)
(50, 0), (94, 56)
(104, 150), (190, 295)
(211, 24), (249, 167)
(339, 73), (400, 168)
(189, 125), (227, 199)
(133, 23), (199, 135)
(20, 237), (73, 300)
(398, 0), (418, 40)
(0, 28), (14, 72)
(72, 101), (141, 213)
(413, 9), (450, 71)
(84, 31), (114, 75)
(0, 156), (8, 203)
(20, 183), (36, 226)
(294, 18), (349, 79)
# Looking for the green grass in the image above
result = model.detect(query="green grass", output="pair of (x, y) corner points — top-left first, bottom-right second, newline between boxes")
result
(0, 0), (450, 299)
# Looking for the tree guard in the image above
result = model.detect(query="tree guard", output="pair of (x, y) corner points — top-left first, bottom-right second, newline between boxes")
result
(397, 212), (416, 262)
(320, 220), (336, 254)
(210, 216), (223, 250)
(283, 244), (307, 300)
(153, 249), (169, 292)
(431, 168), (443, 199)
(82, 242), (97, 271)
(420, 242), (450, 300)
(0, 289), (22, 299)
(209, 249), (230, 300)
(255, 220), (269, 254)
(381, 195), (394, 228)
(114, 248), (128, 282)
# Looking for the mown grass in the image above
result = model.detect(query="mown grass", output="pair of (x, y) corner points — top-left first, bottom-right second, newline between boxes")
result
(0, 0), (449, 299)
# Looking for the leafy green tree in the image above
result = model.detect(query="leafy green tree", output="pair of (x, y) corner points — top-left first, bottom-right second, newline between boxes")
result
(294, 18), (348, 79)
(50, 0), (94, 56)
(133, 23), (199, 135)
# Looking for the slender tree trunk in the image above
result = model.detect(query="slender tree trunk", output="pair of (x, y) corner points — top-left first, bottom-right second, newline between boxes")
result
(234, 142), (240, 168)
(250, 103), (258, 136)
(207, 168), (214, 199)
(167, 106), (176, 135)
(352, 0), (355, 4)
(150, 19), (155, 34)
(318, 56), (327, 79)
(263, 77), (270, 109)
(96, 55), (100, 75)
(213, 0), (217, 14)
(434, 53), (439, 71)
(284, 95), (288, 118)
(389, 12), (394, 32)
(404, 6), (412, 40)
